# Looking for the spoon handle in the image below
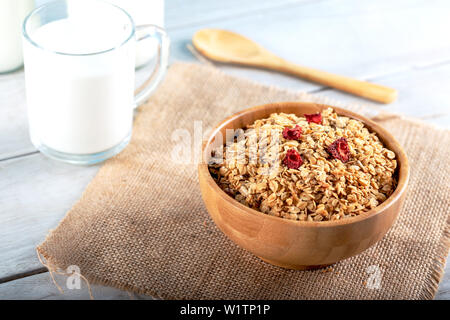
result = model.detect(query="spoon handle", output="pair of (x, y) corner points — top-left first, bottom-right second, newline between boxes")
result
(271, 59), (397, 104)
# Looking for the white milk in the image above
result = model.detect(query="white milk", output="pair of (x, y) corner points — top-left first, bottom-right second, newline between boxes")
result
(107, 0), (165, 68)
(23, 18), (135, 155)
(0, 0), (35, 73)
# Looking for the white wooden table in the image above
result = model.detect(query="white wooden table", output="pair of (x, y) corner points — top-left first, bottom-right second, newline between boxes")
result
(0, 0), (449, 299)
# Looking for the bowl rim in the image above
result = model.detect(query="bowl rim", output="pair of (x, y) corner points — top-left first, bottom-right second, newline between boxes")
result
(199, 102), (410, 228)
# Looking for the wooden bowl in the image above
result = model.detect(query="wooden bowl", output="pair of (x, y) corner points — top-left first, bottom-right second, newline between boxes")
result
(198, 102), (409, 270)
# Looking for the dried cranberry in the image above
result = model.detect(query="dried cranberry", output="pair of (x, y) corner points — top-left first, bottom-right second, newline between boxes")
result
(305, 113), (322, 124)
(327, 137), (350, 163)
(283, 149), (303, 169)
(282, 125), (302, 140)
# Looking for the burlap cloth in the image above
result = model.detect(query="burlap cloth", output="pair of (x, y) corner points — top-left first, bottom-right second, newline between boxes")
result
(37, 62), (450, 300)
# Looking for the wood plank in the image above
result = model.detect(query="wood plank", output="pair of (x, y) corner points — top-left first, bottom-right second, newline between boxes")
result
(0, 71), (35, 159)
(436, 259), (450, 300)
(34, 0), (311, 30)
(0, 154), (100, 277)
(0, 260), (448, 299)
(168, 0), (450, 89)
(166, 0), (312, 30)
(304, 62), (450, 128)
(0, 272), (153, 300)
(2, 0), (450, 159)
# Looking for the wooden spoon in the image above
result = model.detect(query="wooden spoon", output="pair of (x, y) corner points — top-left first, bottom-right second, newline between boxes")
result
(193, 29), (397, 104)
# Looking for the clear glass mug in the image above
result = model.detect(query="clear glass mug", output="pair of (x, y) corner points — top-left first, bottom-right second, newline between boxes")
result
(22, 0), (170, 164)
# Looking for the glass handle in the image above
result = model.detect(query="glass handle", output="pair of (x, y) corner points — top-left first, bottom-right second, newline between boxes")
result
(134, 24), (170, 108)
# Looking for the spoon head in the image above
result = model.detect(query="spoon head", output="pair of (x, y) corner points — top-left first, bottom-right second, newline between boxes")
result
(193, 29), (265, 64)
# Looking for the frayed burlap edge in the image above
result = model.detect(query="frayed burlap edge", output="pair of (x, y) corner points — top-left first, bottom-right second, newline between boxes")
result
(419, 216), (450, 299)
(36, 249), (164, 300)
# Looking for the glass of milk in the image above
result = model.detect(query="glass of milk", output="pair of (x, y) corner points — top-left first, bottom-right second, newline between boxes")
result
(0, 0), (35, 73)
(22, 0), (170, 164)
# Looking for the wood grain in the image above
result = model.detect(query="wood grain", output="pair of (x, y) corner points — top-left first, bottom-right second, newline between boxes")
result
(305, 62), (450, 128)
(0, 265), (447, 299)
(0, 154), (99, 277)
(166, 0), (312, 30)
(169, 0), (450, 90)
(0, 272), (153, 300)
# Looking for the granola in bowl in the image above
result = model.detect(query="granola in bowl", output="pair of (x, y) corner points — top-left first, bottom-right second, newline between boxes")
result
(208, 108), (398, 222)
